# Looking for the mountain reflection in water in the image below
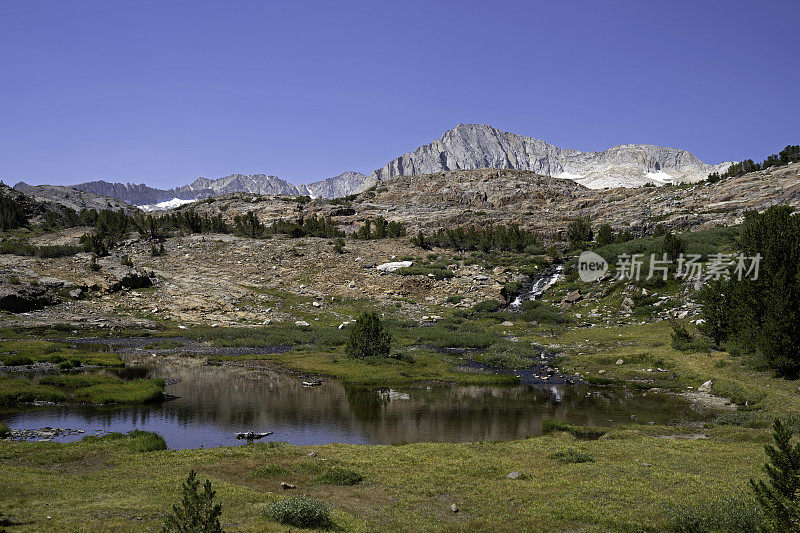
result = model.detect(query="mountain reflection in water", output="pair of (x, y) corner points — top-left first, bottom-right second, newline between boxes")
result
(1, 361), (713, 449)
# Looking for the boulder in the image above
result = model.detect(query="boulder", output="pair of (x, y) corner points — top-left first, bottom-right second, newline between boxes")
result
(0, 283), (56, 313)
(562, 290), (583, 305)
(376, 261), (412, 273)
(698, 380), (713, 393)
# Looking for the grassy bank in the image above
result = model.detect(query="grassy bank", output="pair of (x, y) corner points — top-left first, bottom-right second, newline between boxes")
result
(0, 375), (165, 406)
(0, 425), (771, 532)
(0, 339), (124, 368)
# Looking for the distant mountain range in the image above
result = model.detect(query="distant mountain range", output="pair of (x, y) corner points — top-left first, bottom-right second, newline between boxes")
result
(11, 124), (731, 208)
(64, 171), (367, 207)
(364, 124), (731, 191)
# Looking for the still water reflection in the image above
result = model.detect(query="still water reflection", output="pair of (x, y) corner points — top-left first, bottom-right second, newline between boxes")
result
(2, 361), (713, 449)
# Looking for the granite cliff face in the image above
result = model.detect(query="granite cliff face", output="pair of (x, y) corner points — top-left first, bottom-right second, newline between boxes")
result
(366, 124), (731, 190)
(300, 171), (367, 198)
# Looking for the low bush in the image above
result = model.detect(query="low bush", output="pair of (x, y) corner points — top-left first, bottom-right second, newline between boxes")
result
(264, 495), (333, 529)
(0, 421), (9, 438)
(313, 466), (363, 486)
(541, 419), (606, 440)
(520, 300), (572, 325)
(1, 354), (33, 366)
(549, 449), (594, 464)
(473, 299), (503, 313)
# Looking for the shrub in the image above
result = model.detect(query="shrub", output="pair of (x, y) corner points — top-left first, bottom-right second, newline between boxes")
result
(127, 430), (167, 452)
(345, 312), (392, 359)
(473, 299), (503, 313)
(332, 237), (346, 253)
(670, 322), (712, 352)
(313, 466), (363, 486)
(520, 300), (572, 325)
(0, 421), (9, 438)
(162, 470), (223, 533)
(264, 495), (332, 529)
(541, 419), (605, 440)
(2, 354), (33, 366)
(549, 449), (594, 464)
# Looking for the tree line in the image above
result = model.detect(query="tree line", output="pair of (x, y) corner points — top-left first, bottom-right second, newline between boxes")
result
(699, 205), (800, 378)
(707, 144), (800, 183)
(411, 223), (541, 253)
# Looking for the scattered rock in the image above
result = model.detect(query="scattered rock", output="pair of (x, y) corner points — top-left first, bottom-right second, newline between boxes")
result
(295, 320), (310, 326)
(615, 359), (624, 365)
(562, 290), (583, 305)
(280, 482), (296, 490)
(506, 471), (521, 479)
(698, 380), (713, 393)
(500, 321), (514, 327)
(450, 503), (459, 513)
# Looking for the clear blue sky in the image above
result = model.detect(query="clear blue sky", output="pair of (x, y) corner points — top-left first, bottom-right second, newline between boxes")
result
(1, 0), (798, 188)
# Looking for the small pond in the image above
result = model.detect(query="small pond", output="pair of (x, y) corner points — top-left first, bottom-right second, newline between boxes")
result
(1, 358), (714, 449)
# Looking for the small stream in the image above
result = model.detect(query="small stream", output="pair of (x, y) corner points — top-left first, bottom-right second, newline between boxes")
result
(509, 264), (564, 308)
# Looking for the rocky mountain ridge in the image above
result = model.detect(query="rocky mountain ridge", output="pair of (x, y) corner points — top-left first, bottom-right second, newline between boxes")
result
(365, 124), (731, 190)
(62, 170), (368, 207)
(12, 123), (733, 207)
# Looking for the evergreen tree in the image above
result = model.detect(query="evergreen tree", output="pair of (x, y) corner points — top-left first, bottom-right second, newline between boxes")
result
(750, 419), (800, 532)
(698, 278), (731, 346)
(567, 217), (593, 249)
(596, 224), (615, 247)
(162, 470), (223, 533)
(661, 232), (686, 262)
(345, 312), (392, 359)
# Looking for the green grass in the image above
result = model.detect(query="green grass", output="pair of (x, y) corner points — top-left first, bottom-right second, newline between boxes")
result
(72, 379), (165, 404)
(0, 339), (124, 367)
(0, 375), (164, 406)
(0, 425), (774, 532)
(184, 323), (347, 347)
(210, 348), (519, 386)
(542, 419), (606, 440)
(0, 377), (68, 405)
(549, 448), (595, 464)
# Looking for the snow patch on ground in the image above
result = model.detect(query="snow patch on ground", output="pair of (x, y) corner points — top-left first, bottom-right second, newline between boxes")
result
(645, 171), (675, 185)
(138, 198), (197, 211)
(555, 171), (584, 181)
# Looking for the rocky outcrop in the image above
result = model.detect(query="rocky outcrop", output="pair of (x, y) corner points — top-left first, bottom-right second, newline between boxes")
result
(366, 124), (731, 190)
(302, 171), (367, 198)
(0, 283), (56, 313)
(12, 183), (138, 214)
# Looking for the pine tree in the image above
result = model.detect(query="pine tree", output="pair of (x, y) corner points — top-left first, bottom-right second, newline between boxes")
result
(345, 312), (392, 359)
(162, 470), (223, 533)
(750, 419), (800, 532)
(596, 224), (615, 247)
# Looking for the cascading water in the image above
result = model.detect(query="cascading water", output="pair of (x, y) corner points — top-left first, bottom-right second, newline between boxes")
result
(510, 264), (564, 308)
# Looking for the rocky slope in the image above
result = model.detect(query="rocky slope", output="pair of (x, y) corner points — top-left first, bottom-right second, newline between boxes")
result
(366, 124), (731, 190)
